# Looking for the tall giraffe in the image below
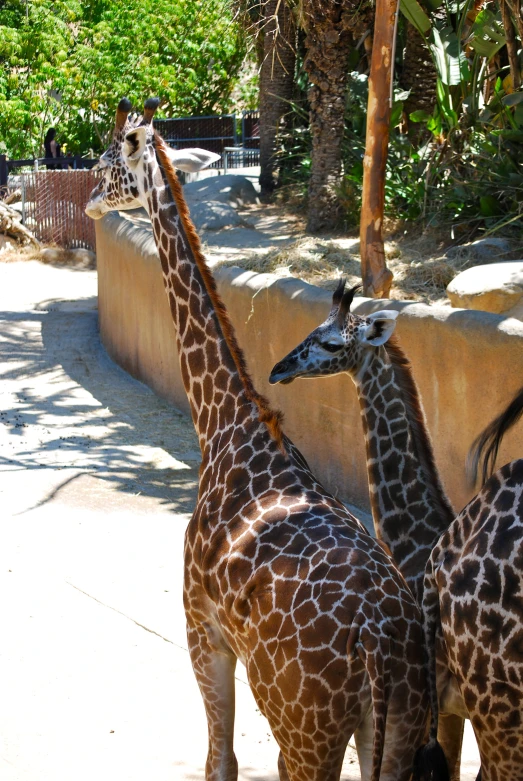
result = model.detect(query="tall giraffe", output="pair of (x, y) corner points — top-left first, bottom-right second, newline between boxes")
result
(86, 100), (443, 781)
(420, 386), (523, 781)
(268, 281), (467, 777)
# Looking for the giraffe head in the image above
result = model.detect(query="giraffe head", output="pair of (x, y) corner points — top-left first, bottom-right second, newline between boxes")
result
(269, 280), (399, 385)
(86, 97), (220, 219)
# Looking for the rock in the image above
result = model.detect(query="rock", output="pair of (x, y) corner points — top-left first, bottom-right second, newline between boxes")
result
(445, 237), (512, 261)
(187, 201), (251, 232)
(184, 175), (259, 208)
(38, 247), (96, 268)
(70, 248), (96, 268)
(446, 261), (523, 313)
(39, 247), (64, 264)
(0, 235), (18, 252)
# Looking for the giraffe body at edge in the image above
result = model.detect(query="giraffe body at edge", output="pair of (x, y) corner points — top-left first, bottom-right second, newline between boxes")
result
(421, 385), (523, 781)
(269, 281), (468, 778)
(85, 100), (440, 781)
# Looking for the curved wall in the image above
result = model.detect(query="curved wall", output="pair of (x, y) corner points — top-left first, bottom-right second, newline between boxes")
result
(96, 211), (523, 515)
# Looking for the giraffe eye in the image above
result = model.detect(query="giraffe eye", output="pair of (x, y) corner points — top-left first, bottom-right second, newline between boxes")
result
(321, 342), (343, 353)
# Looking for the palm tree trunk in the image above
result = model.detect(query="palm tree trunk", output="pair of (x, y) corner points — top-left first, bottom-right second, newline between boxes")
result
(301, 3), (363, 232)
(259, 0), (296, 195)
(401, 23), (436, 126)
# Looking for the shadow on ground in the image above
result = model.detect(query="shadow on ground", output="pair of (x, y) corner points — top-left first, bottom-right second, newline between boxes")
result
(0, 296), (200, 515)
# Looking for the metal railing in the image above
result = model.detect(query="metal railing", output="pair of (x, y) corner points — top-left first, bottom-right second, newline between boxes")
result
(0, 111), (261, 249)
(153, 110), (260, 168)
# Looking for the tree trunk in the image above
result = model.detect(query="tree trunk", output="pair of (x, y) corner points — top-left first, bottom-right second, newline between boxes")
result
(303, 21), (351, 231)
(401, 23), (436, 128)
(359, 0), (396, 298)
(500, 0), (521, 90)
(301, 1), (372, 233)
(258, 0), (296, 196)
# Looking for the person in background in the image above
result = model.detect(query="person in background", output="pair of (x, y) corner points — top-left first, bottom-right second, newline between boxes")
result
(43, 128), (62, 170)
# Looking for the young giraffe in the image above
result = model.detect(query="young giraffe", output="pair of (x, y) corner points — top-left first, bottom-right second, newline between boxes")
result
(268, 281), (467, 778)
(420, 387), (523, 781)
(86, 100), (441, 781)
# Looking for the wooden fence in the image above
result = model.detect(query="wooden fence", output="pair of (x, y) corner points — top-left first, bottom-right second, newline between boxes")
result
(19, 169), (102, 250)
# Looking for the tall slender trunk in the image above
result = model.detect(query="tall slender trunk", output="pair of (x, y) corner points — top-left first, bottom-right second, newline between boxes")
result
(359, 0), (396, 297)
(500, 0), (521, 90)
(259, 0), (296, 195)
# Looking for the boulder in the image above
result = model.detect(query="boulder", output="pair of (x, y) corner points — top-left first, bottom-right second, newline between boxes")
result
(184, 175), (259, 208)
(187, 201), (253, 232)
(39, 246), (96, 268)
(70, 248), (96, 268)
(0, 234), (18, 253)
(447, 261), (523, 314)
(445, 237), (512, 261)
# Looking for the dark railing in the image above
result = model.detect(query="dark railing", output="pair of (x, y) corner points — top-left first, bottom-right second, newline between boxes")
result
(153, 110), (260, 168)
(1, 110), (260, 188)
(0, 155), (98, 191)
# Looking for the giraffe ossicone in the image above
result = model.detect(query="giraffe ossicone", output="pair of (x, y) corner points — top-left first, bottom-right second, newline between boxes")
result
(86, 100), (448, 781)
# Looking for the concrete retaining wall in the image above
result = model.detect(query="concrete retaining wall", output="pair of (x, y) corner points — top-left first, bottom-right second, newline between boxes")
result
(96, 211), (523, 515)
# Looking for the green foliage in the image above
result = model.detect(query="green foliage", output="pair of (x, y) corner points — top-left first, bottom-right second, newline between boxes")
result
(0, 0), (247, 157)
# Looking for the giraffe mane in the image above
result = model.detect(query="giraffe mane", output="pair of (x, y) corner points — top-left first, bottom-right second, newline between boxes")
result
(384, 336), (455, 525)
(153, 132), (285, 454)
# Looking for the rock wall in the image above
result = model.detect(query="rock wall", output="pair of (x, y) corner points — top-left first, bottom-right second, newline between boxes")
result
(96, 211), (523, 515)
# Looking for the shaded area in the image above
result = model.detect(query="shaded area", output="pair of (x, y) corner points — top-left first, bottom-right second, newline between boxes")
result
(0, 296), (200, 515)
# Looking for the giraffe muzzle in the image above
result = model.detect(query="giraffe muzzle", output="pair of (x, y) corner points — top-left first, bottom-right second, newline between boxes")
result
(269, 361), (297, 385)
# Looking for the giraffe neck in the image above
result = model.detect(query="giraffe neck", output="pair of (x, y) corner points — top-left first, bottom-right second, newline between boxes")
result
(353, 338), (454, 601)
(142, 137), (282, 457)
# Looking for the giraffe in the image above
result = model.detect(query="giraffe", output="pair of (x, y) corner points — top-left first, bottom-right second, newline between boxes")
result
(85, 99), (444, 781)
(268, 281), (467, 778)
(419, 385), (523, 781)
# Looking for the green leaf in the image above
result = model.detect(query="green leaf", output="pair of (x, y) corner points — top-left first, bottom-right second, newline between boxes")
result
(467, 10), (506, 59)
(409, 109), (431, 123)
(430, 26), (464, 86)
(390, 101), (404, 128)
(480, 195), (502, 216)
(502, 92), (523, 107)
(400, 0), (431, 34)
(514, 103), (523, 128)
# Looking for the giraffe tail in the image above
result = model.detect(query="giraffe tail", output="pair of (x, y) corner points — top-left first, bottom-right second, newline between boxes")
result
(412, 559), (450, 781)
(348, 619), (391, 781)
(467, 383), (523, 487)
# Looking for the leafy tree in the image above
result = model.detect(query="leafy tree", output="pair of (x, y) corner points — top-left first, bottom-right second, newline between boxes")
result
(0, 0), (246, 158)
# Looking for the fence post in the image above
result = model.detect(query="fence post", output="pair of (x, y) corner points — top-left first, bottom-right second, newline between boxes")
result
(0, 155), (7, 190)
(21, 174), (26, 225)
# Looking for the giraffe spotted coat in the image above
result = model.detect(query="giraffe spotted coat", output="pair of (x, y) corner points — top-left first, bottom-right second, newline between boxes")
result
(85, 99), (436, 781)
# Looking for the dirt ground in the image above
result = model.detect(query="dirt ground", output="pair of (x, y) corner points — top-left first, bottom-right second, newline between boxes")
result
(0, 255), (480, 781)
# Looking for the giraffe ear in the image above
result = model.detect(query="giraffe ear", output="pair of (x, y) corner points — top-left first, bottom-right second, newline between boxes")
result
(123, 126), (147, 162)
(165, 147), (221, 172)
(362, 310), (398, 346)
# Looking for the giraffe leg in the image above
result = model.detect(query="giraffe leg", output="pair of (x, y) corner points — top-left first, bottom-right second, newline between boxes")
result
(187, 621), (238, 781)
(353, 707), (374, 781)
(277, 751), (290, 780)
(437, 713), (464, 781)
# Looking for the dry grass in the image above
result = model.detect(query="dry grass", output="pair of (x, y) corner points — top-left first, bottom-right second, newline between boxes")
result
(215, 221), (517, 303)
(0, 242), (96, 269)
